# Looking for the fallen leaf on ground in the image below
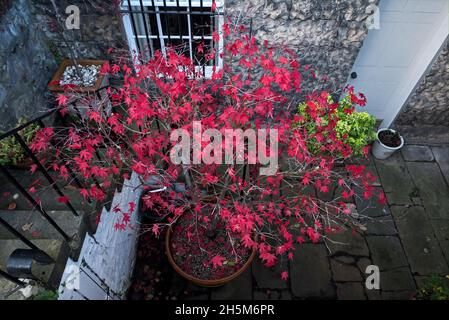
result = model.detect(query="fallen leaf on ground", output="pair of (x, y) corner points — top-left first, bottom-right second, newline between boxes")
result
(21, 223), (33, 232)
(7, 202), (17, 210)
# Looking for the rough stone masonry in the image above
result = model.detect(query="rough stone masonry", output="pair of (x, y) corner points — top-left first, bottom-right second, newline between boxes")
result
(1, 0), (447, 136)
(394, 40), (449, 143)
(225, 0), (380, 96)
(0, 0), (56, 131)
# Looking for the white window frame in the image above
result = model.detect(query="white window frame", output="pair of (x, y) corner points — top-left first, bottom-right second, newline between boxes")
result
(121, 0), (224, 78)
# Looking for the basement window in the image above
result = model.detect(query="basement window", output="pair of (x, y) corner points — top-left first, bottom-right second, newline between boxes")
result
(121, 0), (224, 78)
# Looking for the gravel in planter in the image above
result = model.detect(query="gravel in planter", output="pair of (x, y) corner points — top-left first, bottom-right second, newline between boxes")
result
(60, 64), (100, 87)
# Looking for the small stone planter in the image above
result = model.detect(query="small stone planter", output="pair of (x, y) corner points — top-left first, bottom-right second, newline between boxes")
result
(372, 128), (404, 160)
(48, 59), (108, 93)
(48, 59), (111, 117)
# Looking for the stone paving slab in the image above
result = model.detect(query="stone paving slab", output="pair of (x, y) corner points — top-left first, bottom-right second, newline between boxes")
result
(366, 236), (409, 270)
(356, 257), (372, 275)
(391, 206), (449, 275)
(290, 244), (335, 298)
(429, 220), (449, 266)
(355, 186), (391, 218)
(374, 153), (415, 205)
(326, 230), (370, 257)
(330, 258), (362, 282)
(407, 162), (449, 220)
(381, 290), (416, 300)
(253, 290), (292, 300)
(380, 268), (416, 291)
(252, 259), (288, 289)
(432, 146), (449, 185)
(336, 282), (366, 300)
(401, 145), (434, 162)
(210, 268), (253, 300)
(361, 215), (397, 236)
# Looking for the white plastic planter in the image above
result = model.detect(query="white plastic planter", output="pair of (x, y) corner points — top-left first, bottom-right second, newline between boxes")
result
(372, 128), (404, 160)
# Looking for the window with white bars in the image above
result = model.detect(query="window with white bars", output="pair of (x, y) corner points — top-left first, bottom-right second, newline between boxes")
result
(121, 0), (224, 78)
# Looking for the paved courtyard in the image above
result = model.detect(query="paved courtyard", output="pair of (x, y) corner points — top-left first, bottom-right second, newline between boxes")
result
(2, 145), (448, 300)
(169, 144), (449, 300)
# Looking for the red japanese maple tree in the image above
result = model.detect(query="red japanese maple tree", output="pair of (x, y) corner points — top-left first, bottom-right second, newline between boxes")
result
(31, 20), (381, 279)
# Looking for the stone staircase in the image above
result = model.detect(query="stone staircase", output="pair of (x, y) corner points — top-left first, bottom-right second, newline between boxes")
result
(0, 168), (99, 299)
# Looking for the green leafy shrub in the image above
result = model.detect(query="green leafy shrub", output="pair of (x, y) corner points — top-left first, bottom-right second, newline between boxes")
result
(295, 93), (376, 156)
(0, 117), (40, 166)
(416, 275), (449, 300)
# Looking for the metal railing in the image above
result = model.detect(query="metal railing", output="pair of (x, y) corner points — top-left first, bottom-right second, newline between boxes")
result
(0, 87), (110, 288)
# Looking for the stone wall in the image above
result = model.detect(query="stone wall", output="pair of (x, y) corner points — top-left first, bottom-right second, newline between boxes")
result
(0, 0), (127, 131)
(225, 0), (380, 96)
(0, 0), (56, 131)
(394, 40), (449, 143)
(0, 0), (376, 131)
(31, 0), (126, 61)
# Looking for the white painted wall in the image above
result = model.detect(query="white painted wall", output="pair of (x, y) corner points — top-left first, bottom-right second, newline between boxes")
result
(58, 172), (144, 300)
(347, 0), (449, 127)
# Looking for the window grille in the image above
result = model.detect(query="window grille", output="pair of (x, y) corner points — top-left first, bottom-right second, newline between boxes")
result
(121, 0), (224, 78)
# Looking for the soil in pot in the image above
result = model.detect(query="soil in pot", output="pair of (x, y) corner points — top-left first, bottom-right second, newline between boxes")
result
(378, 130), (402, 148)
(170, 206), (252, 281)
(127, 220), (208, 300)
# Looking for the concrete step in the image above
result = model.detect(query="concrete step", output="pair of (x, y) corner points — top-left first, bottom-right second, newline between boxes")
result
(0, 168), (95, 213)
(0, 210), (89, 261)
(0, 210), (84, 240)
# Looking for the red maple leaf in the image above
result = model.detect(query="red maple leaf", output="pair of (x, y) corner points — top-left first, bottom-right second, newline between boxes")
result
(80, 188), (89, 200)
(378, 191), (387, 205)
(203, 173), (219, 185)
(79, 149), (93, 161)
(242, 234), (254, 248)
(57, 94), (68, 106)
(30, 164), (38, 174)
(57, 196), (70, 204)
(122, 213), (131, 225)
(260, 252), (277, 267)
(210, 255), (225, 268)
(152, 224), (160, 236)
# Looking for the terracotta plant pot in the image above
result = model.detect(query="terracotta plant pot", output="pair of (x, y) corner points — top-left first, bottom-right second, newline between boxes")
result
(48, 59), (108, 93)
(165, 227), (257, 287)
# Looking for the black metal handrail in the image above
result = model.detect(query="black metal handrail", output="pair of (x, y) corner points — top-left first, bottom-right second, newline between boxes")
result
(0, 85), (111, 287)
(0, 109), (56, 141)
